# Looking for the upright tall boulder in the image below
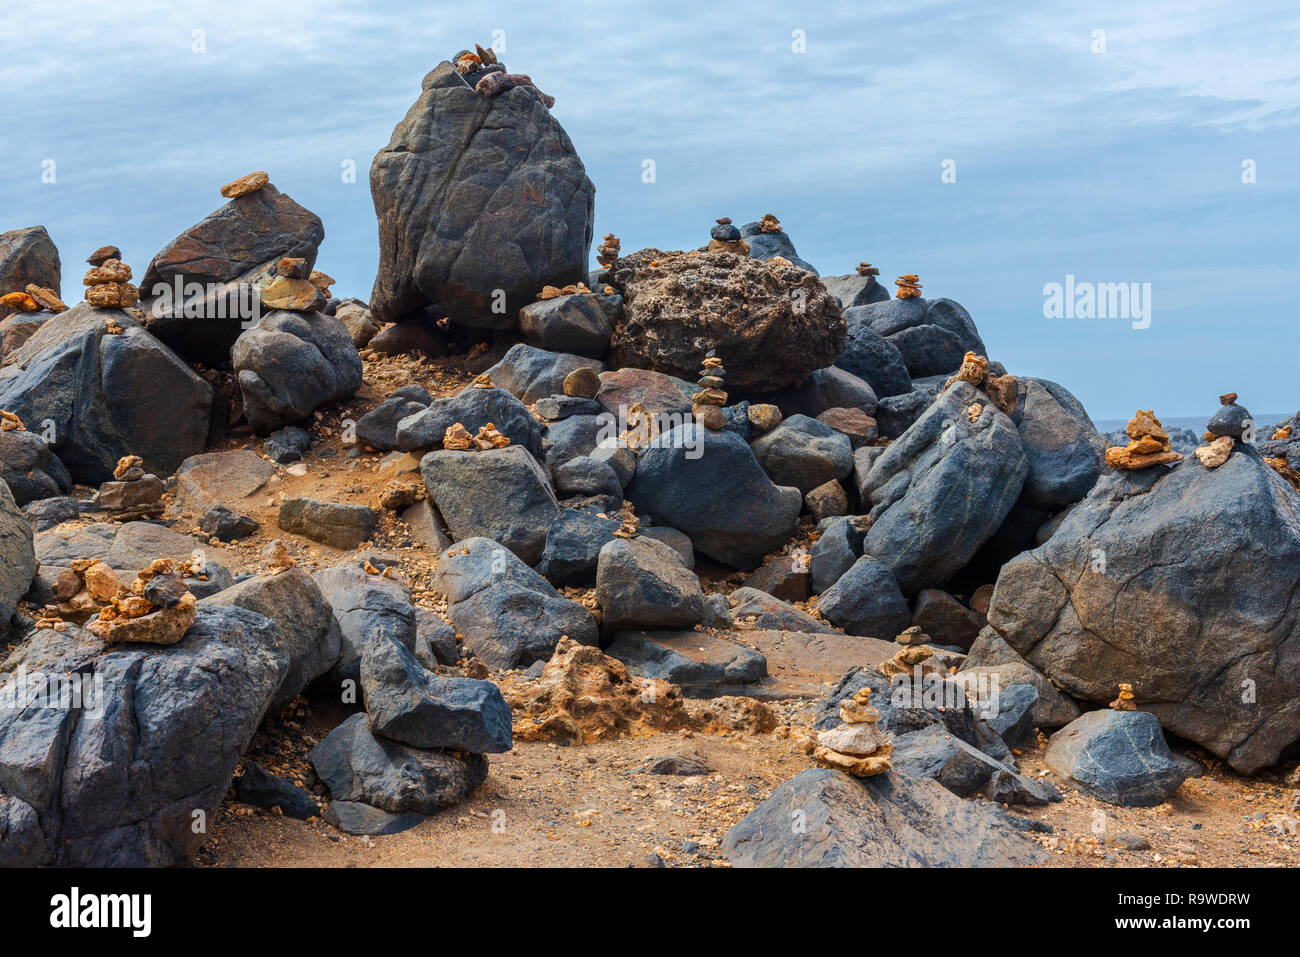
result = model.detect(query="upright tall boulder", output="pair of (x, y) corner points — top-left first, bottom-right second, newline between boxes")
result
(0, 306), (213, 483)
(860, 382), (1028, 594)
(987, 448), (1300, 774)
(370, 58), (595, 327)
(0, 483), (36, 627)
(0, 227), (60, 320)
(141, 184), (324, 364)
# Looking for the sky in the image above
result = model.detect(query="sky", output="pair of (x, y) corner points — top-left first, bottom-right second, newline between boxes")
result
(2, 0), (1297, 420)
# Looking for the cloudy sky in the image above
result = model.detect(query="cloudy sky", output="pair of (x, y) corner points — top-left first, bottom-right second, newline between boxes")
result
(4, 0), (1297, 420)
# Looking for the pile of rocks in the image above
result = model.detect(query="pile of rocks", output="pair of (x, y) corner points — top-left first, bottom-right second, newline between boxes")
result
(941, 350), (1018, 416)
(258, 256), (327, 312)
(1104, 409), (1183, 469)
(83, 247), (138, 309)
(92, 454), (164, 519)
(812, 687), (892, 777)
(84, 558), (198, 645)
(894, 273), (922, 298)
(707, 217), (748, 255)
(442, 421), (510, 450)
(691, 351), (728, 430)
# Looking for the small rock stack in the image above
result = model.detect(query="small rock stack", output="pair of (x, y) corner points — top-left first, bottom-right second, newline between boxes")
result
(1, 410), (24, 432)
(692, 350), (728, 430)
(538, 281), (591, 300)
(707, 217), (748, 255)
(83, 248), (139, 309)
(758, 213), (782, 233)
(93, 454), (164, 518)
(856, 262), (880, 279)
(813, 687), (892, 778)
(879, 643), (944, 680)
(1110, 683), (1136, 711)
(1105, 410), (1184, 470)
(259, 256), (326, 312)
(596, 233), (620, 272)
(894, 274), (922, 299)
(1196, 392), (1250, 469)
(942, 351), (1018, 416)
(442, 422), (510, 451)
(85, 558), (197, 646)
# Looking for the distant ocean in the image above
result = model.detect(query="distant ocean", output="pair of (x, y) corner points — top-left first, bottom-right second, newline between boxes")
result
(1095, 413), (1293, 436)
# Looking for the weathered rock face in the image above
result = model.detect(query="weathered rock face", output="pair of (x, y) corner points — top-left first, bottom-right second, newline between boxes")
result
(232, 311), (362, 434)
(626, 423), (802, 570)
(987, 448), (1300, 773)
(485, 343), (605, 405)
(0, 606), (288, 866)
(861, 382), (1028, 594)
(847, 298), (985, 378)
(1010, 377), (1107, 512)
(420, 446), (559, 564)
(0, 227), (60, 320)
(141, 184), (324, 364)
(369, 59), (595, 327)
(0, 429), (71, 505)
(722, 768), (1045, 867)
(814, 555), (912, 639)
(607, 248), (845, 392)
(1, 483), (36, 626)
(749, 413), (853, 495)
(595, 537), (706, 633)
(0, 306), (213, 484)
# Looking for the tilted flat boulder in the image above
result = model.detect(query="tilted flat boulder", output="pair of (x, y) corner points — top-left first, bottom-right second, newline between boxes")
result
(607, 248), (844, 392)
(141, 184), (324, 364)
(814, 555), (911, 639)
(860, 382), (1028, 594)
(0, 306), (212, 484)
(519, 291), (620, 358)
(232, 310), (362, 434)
(312, 563), (416, 687)
(626, 423), (801, 570)
(987, 448), (1300, 773)
(835, 312), (912, 398)
(485, 343), (606, 405)
(1009, 377), (1107, 512)
(722, 768), (1045, 867)
(369, 59), (594, 327)
(1045, 710), (1197, 807)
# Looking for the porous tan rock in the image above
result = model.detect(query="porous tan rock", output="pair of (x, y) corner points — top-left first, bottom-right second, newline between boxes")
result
(0, 292), (39, 313)
(442, 422), (473, 450)
(1195, 434), (1234, 468)
(221, 171), (270, 199)
(747, 404), (782, 433)
(25, 284), (66, 313)
(894, 274), (922, 298)
(1109, 682), (1136, 711)
(562, 366), (601, 399)
(256, 274), (325, 312)
(84, 282), (139, 308)
(812, 686), (892, 777)
(1105, 409), (1184, 470)
(83, 260), (132, 285)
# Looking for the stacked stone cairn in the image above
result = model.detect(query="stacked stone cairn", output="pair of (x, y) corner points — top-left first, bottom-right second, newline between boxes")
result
(894, 273), (922, 298)
(1110, 683), (1137, 711)
(259, 256), (326, 312)
(1105, 409), (1183, 469)
(707, 217), (748, 255)
(85, 558), (197, 646)
(93, 454), (164, 518)
(812, 687), (892, 778)
(692, 350), (728, 431)
(84, 246), (139, 310)
(1196, 392), (1248, 469)
(942, 351), (1018, 416)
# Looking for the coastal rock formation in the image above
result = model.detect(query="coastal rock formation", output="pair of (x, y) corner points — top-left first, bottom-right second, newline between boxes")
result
(0, 227), (60, 320)
(369, 56), (594, 328)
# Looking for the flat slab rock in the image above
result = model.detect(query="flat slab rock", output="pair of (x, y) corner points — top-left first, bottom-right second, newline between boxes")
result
(738, 629), (899, 700)
(723, 768), (1046, 867)
(605, 629), (767, 696)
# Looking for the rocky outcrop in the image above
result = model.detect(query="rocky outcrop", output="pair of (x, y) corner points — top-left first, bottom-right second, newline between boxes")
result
(987, 448), (1300, 773)
(607, 248), (845, 392)
(0, 306), (212, 483)
(846, 297), (985, 378)
(369, 58), (594, 327)
(0, 227), (60, 320)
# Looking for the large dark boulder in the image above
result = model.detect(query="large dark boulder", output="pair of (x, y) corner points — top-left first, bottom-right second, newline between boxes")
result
(749, 413), (852, 495)
(420, 446), (559, 564)
(432, 537), (598, 668)
(0, 305), (213, 483)
(369, 59), (594, 327)
(232, 311), (362, 434)
(485, 343), (605, 404)
(310, 713), (488, 815)
(140, 184), (325, 364)
(595, 537), (706, 633)
(737, 220), (818, 274)
(607, 248), (844, 392)
(0, 483), (36, 627)
(312, 563), (417, 687)
(626, 423), (802, 569)
(396, 384), (544, 459)
(1010, 377), (1107, 512)
(0, 606), (289, 866)
(814, 555), (911, 638)
(360, 632), (512, 752)
(0, 226), (60, 320)
(0, 429), (71, 505)
(1045, 710), (1197, 807)
(519, 291), (620, 358)
(822, 272), (889, 309)
(835, 315), (912, 398)
(722, 768), (1044, 867)
(849, 298), (985, 378)
(987, 448), (1300, 773)
(860, 382), (1028, 594)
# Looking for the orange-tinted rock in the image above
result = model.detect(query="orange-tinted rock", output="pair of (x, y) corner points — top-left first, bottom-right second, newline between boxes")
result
(1105, 446), (1183, 470)
(894, 274), (922, 299)
(256, 275), (325, 312)
(1195, 435), (1234, 468)
(83, 259), (132, 285)
(276, 256), (308, 279)
(220, 171), (269, 199)
(85, 282), (140, 307)
(25, 284), (66, 313)
(0, 292), (38, 313)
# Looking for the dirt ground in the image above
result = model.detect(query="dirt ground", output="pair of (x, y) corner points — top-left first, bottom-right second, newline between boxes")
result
(29, 347), (1300, 868)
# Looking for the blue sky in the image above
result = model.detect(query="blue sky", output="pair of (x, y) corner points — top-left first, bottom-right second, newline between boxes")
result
(3, 0), (1296, 420)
